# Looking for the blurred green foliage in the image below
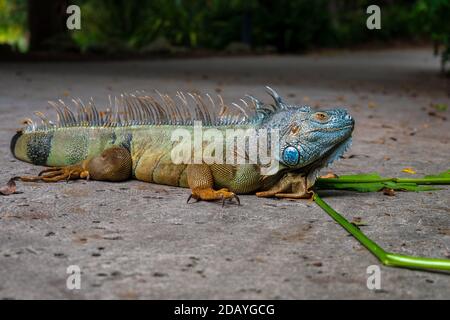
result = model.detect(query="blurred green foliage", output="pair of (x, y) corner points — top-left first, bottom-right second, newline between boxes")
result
(69, 0), (424, 52)
(0, 0), (27, 52)
(0, 0), (448, 69)
(71, 0), (256, 51)
(414, 0), (450, 70)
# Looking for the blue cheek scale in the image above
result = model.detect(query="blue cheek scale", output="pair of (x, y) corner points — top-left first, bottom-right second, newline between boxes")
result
(282, 146), (300, 166)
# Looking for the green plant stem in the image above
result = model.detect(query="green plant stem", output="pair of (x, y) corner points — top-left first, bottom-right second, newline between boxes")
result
(316, 178), (450, 185)
(313, 194), (450, 271)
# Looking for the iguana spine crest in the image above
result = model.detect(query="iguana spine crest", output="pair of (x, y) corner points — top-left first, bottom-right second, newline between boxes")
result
(21, 86), (298, 133)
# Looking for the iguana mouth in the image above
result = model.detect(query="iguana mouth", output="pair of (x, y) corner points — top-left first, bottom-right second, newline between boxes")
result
(304, 124), (354, 134)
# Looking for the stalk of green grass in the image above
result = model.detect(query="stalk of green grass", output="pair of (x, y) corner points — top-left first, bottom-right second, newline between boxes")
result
(313, 194), (450, 271)
(317, 177), (450, 185)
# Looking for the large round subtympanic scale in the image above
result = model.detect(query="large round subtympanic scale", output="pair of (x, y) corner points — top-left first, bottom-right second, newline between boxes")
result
(282, 146), (300, 166)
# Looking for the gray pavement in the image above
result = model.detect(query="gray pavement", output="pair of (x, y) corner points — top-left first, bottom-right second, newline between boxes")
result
(0, 48), (449, 299)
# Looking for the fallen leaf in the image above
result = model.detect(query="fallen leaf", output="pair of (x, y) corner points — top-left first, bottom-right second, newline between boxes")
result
(319, 173), (338, 179)
(428, 111), (447, 121)
(0, 179), (17, 195)
(402, 168), (416, 174)
(312, 262), (323, 267)
(382, 188), (396, 196)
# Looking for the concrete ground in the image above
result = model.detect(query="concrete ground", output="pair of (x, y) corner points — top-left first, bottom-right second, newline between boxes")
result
(0, 48), (449, 299)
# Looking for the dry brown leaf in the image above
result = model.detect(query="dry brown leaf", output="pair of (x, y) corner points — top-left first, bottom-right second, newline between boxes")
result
(428, 111), (447, 121)
(0, 179), (17, 196)
(319, 173), (338, 179)
(382, 188), (396, 196)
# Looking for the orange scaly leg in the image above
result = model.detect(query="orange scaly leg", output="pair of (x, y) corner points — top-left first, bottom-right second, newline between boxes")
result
(186, 164), (240, 206)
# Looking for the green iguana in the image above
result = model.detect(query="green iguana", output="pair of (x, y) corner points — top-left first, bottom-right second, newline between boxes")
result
(10, 87), (354, 204)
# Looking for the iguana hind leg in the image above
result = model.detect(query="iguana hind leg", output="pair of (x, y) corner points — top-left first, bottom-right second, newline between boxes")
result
(186, 164), (240, 206)
(19, 165), (90, 182)
(17, 147), (132, 183)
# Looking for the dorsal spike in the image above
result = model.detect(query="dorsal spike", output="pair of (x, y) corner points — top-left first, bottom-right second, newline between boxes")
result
(34, 111), (54, 126)
(58, 100), (76, 125)
(48, 101), (66, 126)
(194, 93), (212, 124)
(245, 94), (263, 110)
(77, 98), (89, 123)
(176, 92), (193, 123)
(114, 96), (122, 124)
(88, 98), (100, 125)
(205, 93), (217, 125)
(188, 93), (205, 123)
(265, 86), (287, 109)
(231, 102), (249, 119)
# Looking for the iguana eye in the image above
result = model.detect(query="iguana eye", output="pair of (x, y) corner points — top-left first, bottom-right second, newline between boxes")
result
(314, 112), (328, 122)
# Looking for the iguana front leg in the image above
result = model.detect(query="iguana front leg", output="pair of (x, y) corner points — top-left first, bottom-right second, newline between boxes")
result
(256, 172), (313, 199)
(17, 147), (132, 183)
(186, 164), (240, 206)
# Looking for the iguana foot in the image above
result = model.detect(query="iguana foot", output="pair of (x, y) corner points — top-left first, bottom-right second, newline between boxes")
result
(186, 164), (241, 206)
(187, 188), (240, 207)
(256, 172), (313, 200)
(17, 164), (89, 182)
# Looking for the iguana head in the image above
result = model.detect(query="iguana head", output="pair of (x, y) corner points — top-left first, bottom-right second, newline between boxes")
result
(256, 87), (354, 172)
(275, 107), (353, 169)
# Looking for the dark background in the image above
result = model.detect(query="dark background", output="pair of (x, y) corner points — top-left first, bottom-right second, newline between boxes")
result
(0, 0), (449, 71)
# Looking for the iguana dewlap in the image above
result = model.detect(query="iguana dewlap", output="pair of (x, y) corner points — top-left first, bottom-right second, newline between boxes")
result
(10, 87), (354, 204)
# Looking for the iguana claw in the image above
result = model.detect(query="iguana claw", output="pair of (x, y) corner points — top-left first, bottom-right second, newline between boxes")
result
(186, 194), (199, 203)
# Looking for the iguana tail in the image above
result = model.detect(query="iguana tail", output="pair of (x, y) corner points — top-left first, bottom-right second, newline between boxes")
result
(10, 127), (131, 167)
(11, 130), (54, 166)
